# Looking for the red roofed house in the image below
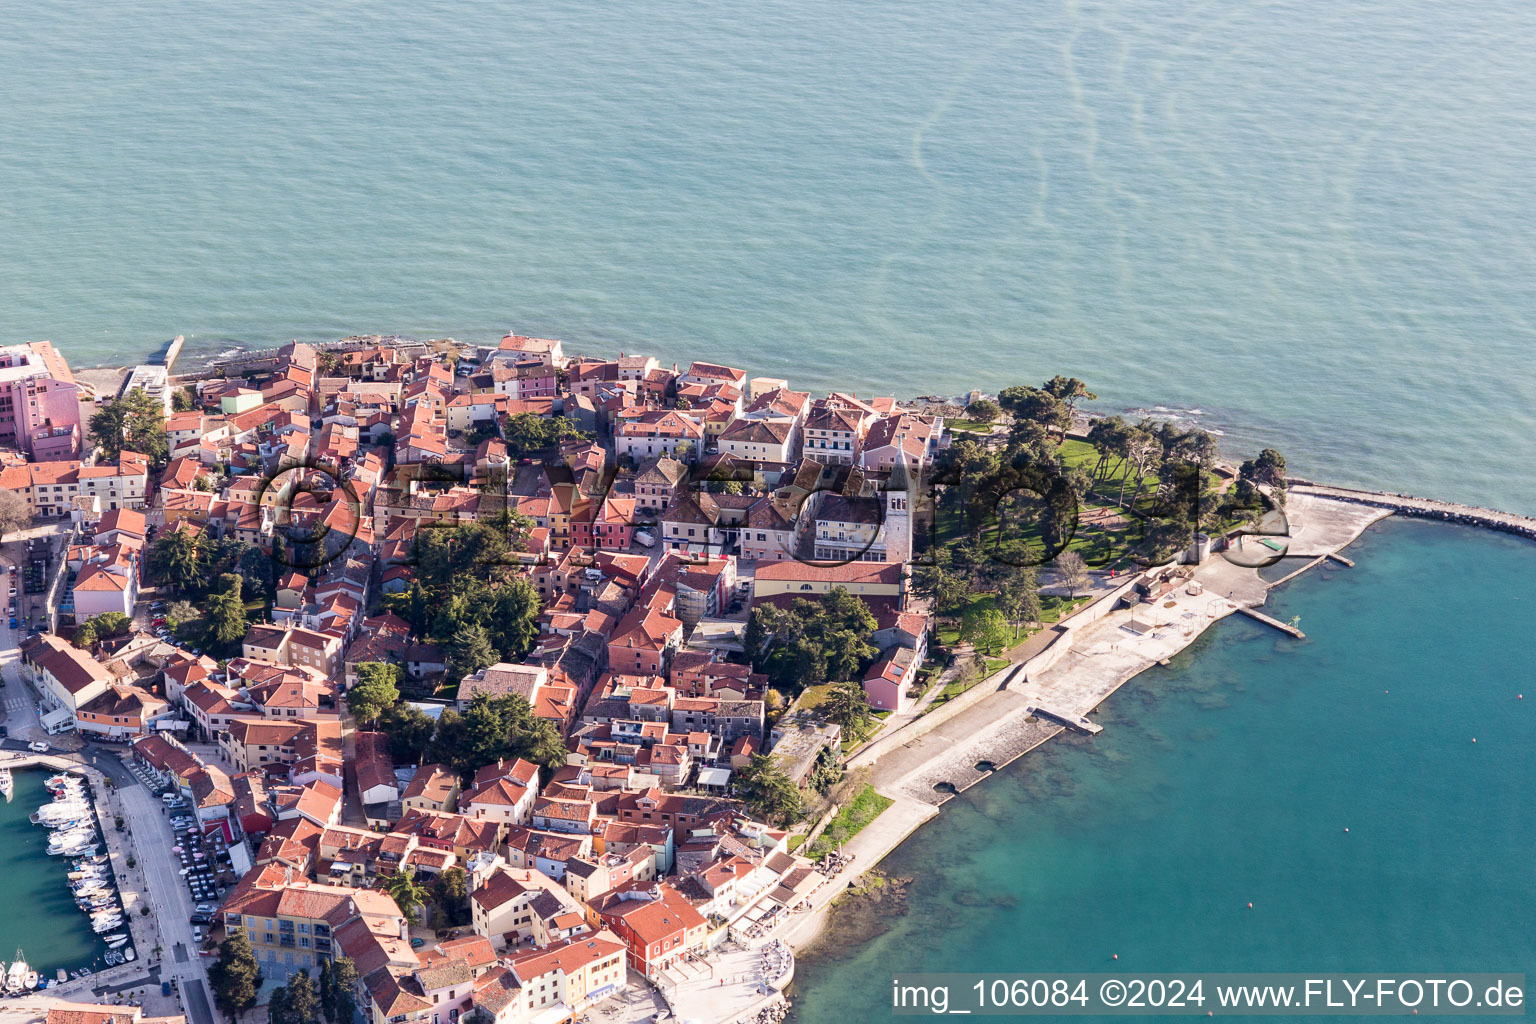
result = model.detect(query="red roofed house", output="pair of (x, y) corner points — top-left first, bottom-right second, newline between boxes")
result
(592, 880), (708, 979)
(605, 603), (682, 677)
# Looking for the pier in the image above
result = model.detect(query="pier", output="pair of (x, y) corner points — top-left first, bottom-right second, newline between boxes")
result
(1267, 554), (1329, 588)
(1325, 551), (1355, 567)
(1024, 703), (1104, 735)
(1235, 604), (1306, 638)
(159, 334), (185, 370)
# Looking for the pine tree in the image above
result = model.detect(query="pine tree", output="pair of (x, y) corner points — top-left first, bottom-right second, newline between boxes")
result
(208, 930), (262, 1023)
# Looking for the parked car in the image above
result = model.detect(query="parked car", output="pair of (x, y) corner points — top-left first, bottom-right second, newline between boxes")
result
(162, 982), (173, 997)
(27, 741), (49, 753)
(189, 913), (212, 925)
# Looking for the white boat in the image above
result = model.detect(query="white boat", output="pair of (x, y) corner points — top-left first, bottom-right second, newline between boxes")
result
(103, 933), (127, 943)
(7, 953), (28, 995)
(24, 971), (37, 990)
(106, 937), (128, 949)
(122, 948), (135, 962)
(0, 768), (13, 801)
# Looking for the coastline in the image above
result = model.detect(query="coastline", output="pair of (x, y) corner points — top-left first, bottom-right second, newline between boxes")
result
(776, 492), (1400, 961)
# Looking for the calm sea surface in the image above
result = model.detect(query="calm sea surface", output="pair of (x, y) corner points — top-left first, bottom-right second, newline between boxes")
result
(788, 519), (1536, 1021)
(0, 770), (109, 977)
(2, 0), (1533, 1005)
(3, 0), (1535, 510)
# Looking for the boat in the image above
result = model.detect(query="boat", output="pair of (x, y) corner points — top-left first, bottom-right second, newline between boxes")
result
(0, 768), (13, 801)
(122, 948), (135, 962)
(103, 933), (127, 943)
(7, 953), (29, 995)
(24, 971), (37, 990)
(55, 970), (66, 983)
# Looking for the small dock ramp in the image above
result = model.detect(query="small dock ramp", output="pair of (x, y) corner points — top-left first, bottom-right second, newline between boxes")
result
(1025, 704), (1103, 735)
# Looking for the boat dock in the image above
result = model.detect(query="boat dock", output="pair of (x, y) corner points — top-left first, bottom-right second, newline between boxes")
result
(1025, 703), (1104, 735)
(159, 334), (185, 370)
(1235, 604), (1306, 638)
(1326, 551), (1355, 567)
(1268, 554), (1329, 587)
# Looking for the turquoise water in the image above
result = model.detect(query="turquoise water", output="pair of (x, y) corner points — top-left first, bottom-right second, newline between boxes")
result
(789, 518), (1536, 1020)
(0, 770), (109, 977)
(3, 1), (1536, 511)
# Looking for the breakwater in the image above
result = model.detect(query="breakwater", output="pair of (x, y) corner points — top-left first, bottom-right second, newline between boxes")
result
(1289, 483), (1536, 541)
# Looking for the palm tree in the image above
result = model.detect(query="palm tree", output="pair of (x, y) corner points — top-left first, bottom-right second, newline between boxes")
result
(380, 866), (431, 924)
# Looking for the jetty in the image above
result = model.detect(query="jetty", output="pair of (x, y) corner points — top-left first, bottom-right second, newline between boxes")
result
(1235, 604), (1305, 638)
(1289, 483), (1536, 542)
(159, 334), (185, 370)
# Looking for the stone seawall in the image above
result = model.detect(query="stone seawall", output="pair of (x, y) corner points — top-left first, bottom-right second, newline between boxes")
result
(1289, 483), (1536, 542)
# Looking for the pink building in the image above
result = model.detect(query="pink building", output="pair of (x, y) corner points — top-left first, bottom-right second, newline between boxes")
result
(0, 342), (82, 460)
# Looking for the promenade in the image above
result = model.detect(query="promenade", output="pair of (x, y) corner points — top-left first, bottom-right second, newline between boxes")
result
(778, 494), (1390, 960)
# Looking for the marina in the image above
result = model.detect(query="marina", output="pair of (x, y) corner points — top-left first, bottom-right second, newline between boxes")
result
(0, 766), (131, 991)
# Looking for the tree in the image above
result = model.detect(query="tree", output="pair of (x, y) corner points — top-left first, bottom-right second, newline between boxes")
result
(486, 577), (541, 662)
(911, 564), (970, 618)
(960, 605), (1012, 654)
(998, 386), (1068, 437)
(446, 622), (497, 681)
(172, 387), (197, 413)
(964, 398), (1000, 427)
(746, 589), (878, 695)
(0, 489), (30, 543)
(1055, 550), (1090, 597)
(73, 621), (98, 649)
(205, 574), (249, 652)
(994, 567), (1042, 634)
(269, 969), (321, 1024)
(322, 957), (358, 1024)
(1042, 375), (1098, 425)
(149, 530), (206, 593)
(501, 412), (588, 458)
(166, 599), (199, 630)
(822, 679), (874, 734)
(377, 702), (436, 764)
(1241, 447), (1288, 489)
(1121, 427), (1161, 508)
(90, 387), (168, 463)
(735, 754), (803, 826)
(347, 663), (401, 728)
(433, 867), (471, 926)
(380, 866), (431, 923)
(208, 930), (262, 1023)
(88, 612), (132, 638)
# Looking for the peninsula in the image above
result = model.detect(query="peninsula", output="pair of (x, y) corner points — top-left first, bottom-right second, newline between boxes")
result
(1, 332), (1532, 1024)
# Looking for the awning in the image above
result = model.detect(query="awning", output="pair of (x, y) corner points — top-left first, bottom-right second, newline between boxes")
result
(697, 766), (731, 788)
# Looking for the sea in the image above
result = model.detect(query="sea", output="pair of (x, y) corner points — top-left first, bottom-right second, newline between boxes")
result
(788, 519), (1536, 1021)
(2, 0), (1534, 1010)
(0, 769), (108, 978)
(3, 0), (1536, 513)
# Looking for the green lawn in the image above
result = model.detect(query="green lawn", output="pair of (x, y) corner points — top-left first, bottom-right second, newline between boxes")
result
(946, 418), (997, 434)
(807, 784), (893, 860)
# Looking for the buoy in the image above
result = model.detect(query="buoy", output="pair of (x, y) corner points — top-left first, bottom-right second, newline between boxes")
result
(1113, 954), (1118, 960)
(1472, 738), (1476, 743)
(1519, 694), (1523, 700)
(1344, 828), (1349, 833)
(1247, 902), (1253, 909)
